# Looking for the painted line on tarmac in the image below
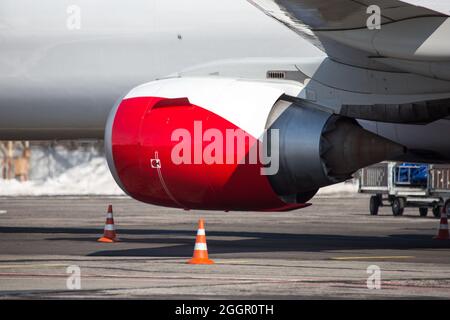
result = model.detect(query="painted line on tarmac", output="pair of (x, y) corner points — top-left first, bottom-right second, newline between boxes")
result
(214, 260), (251, 264)
(0, 263), (67, 269)
(0, 210), (7, 215)
(331, 256), (415, 261)
(0, 272), (322, 283)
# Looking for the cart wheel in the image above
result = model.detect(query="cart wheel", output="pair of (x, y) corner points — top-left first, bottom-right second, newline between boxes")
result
(432, 206), (441, 218)
(392, 198), (404, 216)
(370, 195), (381, 215)
(419, 207), (428, 217)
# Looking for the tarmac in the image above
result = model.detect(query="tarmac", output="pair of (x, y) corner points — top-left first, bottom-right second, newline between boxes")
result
(0, 196), (449, 299)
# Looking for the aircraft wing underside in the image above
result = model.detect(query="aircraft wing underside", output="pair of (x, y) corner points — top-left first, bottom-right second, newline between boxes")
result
(248, 0), (450, 79)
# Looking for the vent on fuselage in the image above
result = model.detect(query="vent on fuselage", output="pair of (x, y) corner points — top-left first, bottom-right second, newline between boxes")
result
(267, 71), (286, 79)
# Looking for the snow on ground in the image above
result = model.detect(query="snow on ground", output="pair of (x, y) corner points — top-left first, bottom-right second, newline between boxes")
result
(0, 145), (124, 196)
(315, 180), (360, 198)
(0, 144), (360, 197)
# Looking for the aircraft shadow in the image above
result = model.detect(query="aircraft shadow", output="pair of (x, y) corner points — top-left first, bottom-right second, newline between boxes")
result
(0, 226), (449, 257)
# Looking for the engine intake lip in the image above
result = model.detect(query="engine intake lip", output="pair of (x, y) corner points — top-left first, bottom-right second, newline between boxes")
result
(104, 94), (128, 194)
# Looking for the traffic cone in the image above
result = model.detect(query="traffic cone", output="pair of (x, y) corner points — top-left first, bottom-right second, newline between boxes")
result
(98, 205), (118, 243)
(187, 219), (214, 264)
(434, 207), (450, 240)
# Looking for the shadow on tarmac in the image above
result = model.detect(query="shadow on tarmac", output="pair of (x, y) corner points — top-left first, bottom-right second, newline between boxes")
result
(0, 226), (449, 257)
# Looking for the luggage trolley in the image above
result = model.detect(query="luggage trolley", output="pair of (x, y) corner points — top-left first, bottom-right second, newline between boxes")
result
(358, 162), (450, 217)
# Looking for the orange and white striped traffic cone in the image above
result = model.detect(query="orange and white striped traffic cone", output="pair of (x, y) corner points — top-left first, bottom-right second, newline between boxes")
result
(434, 207), (450, 240)
(187, 219), (214, 264)
(98, 205), (118, 243)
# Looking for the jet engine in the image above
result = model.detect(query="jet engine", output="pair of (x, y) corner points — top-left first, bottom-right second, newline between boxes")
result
(105, 77), (405, 211)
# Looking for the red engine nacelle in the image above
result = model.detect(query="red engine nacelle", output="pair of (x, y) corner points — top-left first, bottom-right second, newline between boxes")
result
(105, 77), (309, 211)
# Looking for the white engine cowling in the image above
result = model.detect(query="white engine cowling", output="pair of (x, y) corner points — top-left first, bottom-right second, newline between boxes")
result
(105, 77), (405, 210)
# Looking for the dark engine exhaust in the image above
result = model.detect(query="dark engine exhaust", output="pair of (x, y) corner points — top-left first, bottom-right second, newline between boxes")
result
(266, 101), (406, 202)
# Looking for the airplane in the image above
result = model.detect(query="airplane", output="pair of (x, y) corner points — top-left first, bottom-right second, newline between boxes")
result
(1, 0), (450, 211)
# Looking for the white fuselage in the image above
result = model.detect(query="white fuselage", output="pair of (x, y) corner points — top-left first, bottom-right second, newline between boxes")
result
(0, 0), (321, 139)
(1, 0), (450, 161)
